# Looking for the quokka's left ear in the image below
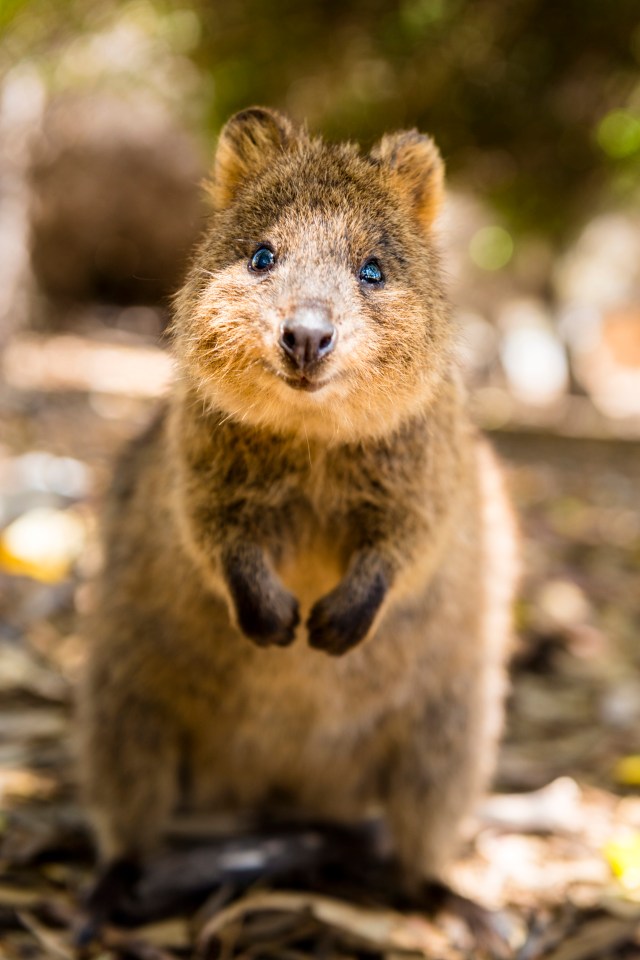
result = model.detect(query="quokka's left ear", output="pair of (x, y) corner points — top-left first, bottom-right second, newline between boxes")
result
(370, 130), (444, 231)
(208, 106), (297, 210)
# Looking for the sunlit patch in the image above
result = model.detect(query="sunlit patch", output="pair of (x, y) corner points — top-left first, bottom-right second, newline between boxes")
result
(500, 319), (568, 406)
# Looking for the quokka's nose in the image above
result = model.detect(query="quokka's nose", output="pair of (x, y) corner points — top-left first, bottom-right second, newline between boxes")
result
(279, 304), (337, 369)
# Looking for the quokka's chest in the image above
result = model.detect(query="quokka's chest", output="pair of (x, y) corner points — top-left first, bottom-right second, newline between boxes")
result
(250, 456), (351, 608)
(275, 511), (346, 620)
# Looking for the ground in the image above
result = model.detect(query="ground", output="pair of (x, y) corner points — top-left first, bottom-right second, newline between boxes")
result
(1, 328), (640, 959)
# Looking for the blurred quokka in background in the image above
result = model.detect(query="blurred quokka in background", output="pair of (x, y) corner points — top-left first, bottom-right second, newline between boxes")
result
(78, 107), (518, 909)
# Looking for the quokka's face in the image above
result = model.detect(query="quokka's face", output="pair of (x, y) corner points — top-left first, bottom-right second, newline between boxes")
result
(174, 108), (452, 443)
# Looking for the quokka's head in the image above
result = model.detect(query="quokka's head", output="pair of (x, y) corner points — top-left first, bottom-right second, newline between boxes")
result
(174, 107), (452, 442)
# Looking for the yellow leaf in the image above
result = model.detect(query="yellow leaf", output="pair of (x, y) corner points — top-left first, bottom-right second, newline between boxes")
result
(605, 832), (640, 890)
(614, 756), (640, 786)
(0, 508), (86, 583)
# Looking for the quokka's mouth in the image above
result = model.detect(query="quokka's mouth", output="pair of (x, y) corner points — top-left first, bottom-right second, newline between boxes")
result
(279, 374), (329, 393)
(266, 365), (334, 393)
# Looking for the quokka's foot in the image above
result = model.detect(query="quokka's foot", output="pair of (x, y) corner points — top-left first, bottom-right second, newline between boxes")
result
(74, 858), (141, 947)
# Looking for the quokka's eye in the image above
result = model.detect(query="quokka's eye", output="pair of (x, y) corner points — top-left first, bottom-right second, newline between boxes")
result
(359, 259), (384, 285)
(249, 246), (276, 272)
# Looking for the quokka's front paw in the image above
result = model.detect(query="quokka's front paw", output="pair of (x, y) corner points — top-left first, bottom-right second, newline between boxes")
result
(236, 582), (300, 648)
(223, 546), (300, 648)
(307, 571), (386, 656)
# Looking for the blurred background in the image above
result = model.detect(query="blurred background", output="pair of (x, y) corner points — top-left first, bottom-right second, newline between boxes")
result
(2, 0), (640, 423)
(1, 0), (640, 951)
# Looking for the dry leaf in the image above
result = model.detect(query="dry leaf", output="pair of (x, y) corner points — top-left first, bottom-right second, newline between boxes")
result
(197, 890), (447, 958)
(541, 915), (640, 960)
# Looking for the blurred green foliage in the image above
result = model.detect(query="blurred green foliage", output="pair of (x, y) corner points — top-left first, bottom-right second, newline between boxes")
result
(3, 0), (640, 238)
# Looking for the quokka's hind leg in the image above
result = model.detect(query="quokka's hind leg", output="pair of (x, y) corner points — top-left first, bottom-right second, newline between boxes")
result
(77, 683), (180, 935)
(383, 679), (495, 887)
(383, 681), (509, 953)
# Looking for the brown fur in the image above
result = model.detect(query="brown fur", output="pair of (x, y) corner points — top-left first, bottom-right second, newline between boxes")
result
(78, 108), (518, 888)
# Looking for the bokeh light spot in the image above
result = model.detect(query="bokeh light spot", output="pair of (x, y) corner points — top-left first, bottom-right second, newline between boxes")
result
(596, 110), (640, 158)
(469, 225), (514, 270)
(401, 0), (445, 31)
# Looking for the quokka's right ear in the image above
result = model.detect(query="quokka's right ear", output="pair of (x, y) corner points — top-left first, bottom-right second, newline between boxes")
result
(208, 107), (296, 209)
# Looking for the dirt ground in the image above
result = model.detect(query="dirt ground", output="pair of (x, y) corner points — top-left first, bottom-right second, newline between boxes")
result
(1, 331), (640, 959)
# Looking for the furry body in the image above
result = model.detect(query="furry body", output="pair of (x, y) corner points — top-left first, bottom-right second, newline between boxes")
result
(79, 108), (517, 887)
